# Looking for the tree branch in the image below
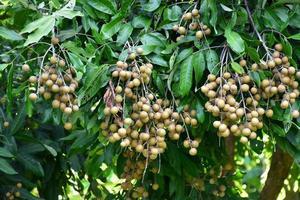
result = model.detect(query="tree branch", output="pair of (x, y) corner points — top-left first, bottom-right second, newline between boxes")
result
(259, 146), (293, 200)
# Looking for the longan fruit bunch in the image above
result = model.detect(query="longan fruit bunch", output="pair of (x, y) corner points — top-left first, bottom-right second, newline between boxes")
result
(5, 182), (22, 200)
(26, 37), (79, 130)
(172, 7), (211, 42)
(101, 46), (200, 158)
(208, 168), (227, 198)
(251, 43), (300, 118)
(201, 69), (263, 143)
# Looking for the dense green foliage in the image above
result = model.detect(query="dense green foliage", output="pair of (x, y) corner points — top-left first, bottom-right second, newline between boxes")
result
(1, 0), (300, 199)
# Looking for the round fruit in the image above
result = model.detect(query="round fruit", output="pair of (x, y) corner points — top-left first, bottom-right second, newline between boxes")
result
(275, 43), (283, 51)
(29, 93), (38, 101)
(16, 183), (22, 188)
(189, 148), (197, 156)
(196, 31), (203, 39)
(51, 37), (60, 45)
(59, 60), (66, 67)
(3, 121), (9, 128)
(136, 47), (144, 54)
(178, 26), (186, 35)
(22, 64), (30, 72)
(64, 122), (73, 130)
(50, 56), (57, 64)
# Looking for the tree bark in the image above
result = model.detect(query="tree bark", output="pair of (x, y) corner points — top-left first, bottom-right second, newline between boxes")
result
(259, 146), (293, 200)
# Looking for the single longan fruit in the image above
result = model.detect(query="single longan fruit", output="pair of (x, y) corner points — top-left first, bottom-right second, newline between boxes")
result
(275, 43), (283, 51)
(3, 121), (9, 127)
(29, 76), (37, 83)
(292, 110), (299, 118)
(59, 60), (66, 67)
(128, 53), (136, 60)
(204, 28), (211, 35)
(240, 136), (248, 144)
(64, 107), (73, 115)
(15, 191), (21, 197)
(280, 100), (289, 109)
(191, 9), (199, 17)
(196, 31), (203, 39)
(239, 59), (247, 67)
(178, 26), (186, 35)
(173, 24), (179, 31)
(29, 93), (38, 101)
(219, 124), (227, 132)
(189, 148), (197, 156)
(52, 100), (60, 108)
(22, 64), (30, 72)
(266, 109), (273, 118)
(136, 47), (144, 54)
(64, 122), (73, 130)
(50, 56), (58, 64)
(152, 183), (159, 190)
(51, 37), (59, 45)
(110, 106), (119, 115)
(16, 183), (22, 188)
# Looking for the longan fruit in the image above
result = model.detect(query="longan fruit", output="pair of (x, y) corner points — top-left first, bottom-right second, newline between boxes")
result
(152, 183), (159, 190)
(52, 99), (60, 108)
(3, 121), (9, 128)
(191, 9), (199, 17)
(204, 28), (211, 35)
(128, 53), (136, 60)
(292, 110), (299, 118)
(173, 24), (179, 31)
(59, 60), (66, 67)
(178, 26), (186, 35)
(240, 136), (248, 144)
(275, 43), (283, 51)
(29, 76), (37, 83)
(64, 122), (73, 130)
(110, 106), (119, 115)
(196, 31), (203, 39)
(51, 37), (59, 45)
(50, 56), (57, 64)
(266, 109), (273, 118)
(280, 100), (289, 109)
(189, 148), (197, 156)
(29, 93), (38, 101)
(64, 107), (72, 115)
(22, 64), (30, 72)
(136, 47), (144, 54)
(15, 191), (21, 197)
(239, 59), (247, 67)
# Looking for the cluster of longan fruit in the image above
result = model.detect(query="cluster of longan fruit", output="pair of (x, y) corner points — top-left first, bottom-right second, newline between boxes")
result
(172, 8), (211, 42)
(201, 70), (264, 143)
(201, 43), (300, 143)
(100, 47), (199, 158)
(5, 182), (22, 200)
(253, 43), (300, 116)
(25, 37), (79, 130)
(208, 168), (227, 198)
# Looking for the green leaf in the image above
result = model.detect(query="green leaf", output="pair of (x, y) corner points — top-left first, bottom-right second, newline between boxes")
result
(246, 47), (260, 62)
(231, 62), (245, 74)
(148, 54), (168, 67)
(196, 100), (205, 123)
(23, 16), (55, 46)
(116, 23), (133, 44)
(0, 158), (17, 175)
(224, 28), (245, 54)
(270, 123), (286, 137)
(250, 71), (261, 86)
(43, 144), (57, 157)
(0, 26), (23, 41)
(205, 50), (219, 75)
(88, 0), (117, 15)
(100, 14), (123, 39)
(208, 0), (218, 33)
(220, 3), (233, 12)
(54, 9), (83, 19)
(143, 0), (161, 12)
(193, 51), (206, 84)
(175, 48), (193, 65)
(132, 15), (152, 30)
(17, 154), (44, 177)
(280, 37), (292, 56)
(288, 33), (300, 40)
(165, 5), (182, 21)
(179, 56), (193, 96)
(0, 147), (14, 158)
(0, 63), (8, 71)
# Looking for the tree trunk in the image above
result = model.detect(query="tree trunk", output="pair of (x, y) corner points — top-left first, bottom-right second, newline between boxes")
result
(259, 146), (293, 200)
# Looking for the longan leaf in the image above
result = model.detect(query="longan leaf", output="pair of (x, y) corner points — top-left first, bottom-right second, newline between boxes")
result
(179, 56), (193, 96)
(0, 26), (23, 41)
(88, 0), (117, 15)
(288, 33), (300, 40)
(0, 158), (17, 175)
(224, 28), (245, 54)
(193, 51), (206, 84)
(143, 0), (161, 12)
(0, 147), (14, 158)
(231, 62), (245, 74)
(246, 47), (260, 63)
(205, 49), (219, 75)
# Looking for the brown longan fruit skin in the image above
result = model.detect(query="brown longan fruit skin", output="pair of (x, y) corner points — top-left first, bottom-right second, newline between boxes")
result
(51, 37), (60, 45)
(64, 122), (73, 130)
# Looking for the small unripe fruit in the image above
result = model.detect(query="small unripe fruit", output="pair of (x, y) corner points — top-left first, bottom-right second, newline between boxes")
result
(136, 47), (144, 54)
(292, 110), (299, 118)
(15, 192), (21, 197)
(128, 53), (136, 60)
(280, 100), (289, 109)
(16, 183), (22, 188)
(191, 9), (199, 17)
(152, 183), (159, 190)
(196, 31), (203, 39)
(239, 59), (247, 67)
(52, 100), (60, 108)
(64, 107), (73, 115)
(29, 76), (37, 83)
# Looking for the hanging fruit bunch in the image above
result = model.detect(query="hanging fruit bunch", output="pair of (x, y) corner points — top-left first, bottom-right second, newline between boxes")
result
(201, 43), (300, 143)
(25, 36), (79, 130)
(5, 182), (22, 200)
(100, 44), (200, 159)
(172, 7), (211, 41)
